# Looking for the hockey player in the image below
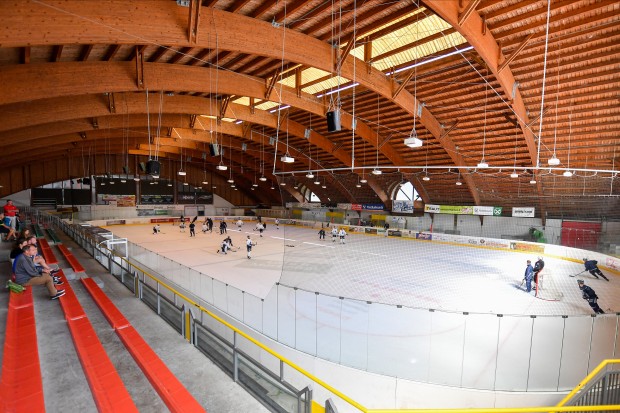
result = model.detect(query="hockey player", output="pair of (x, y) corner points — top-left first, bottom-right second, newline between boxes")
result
(255, 222), (264, 237)
(533, 256), (545, 287)
(583, 258), (609, 281)
(577, 279), (605, 314)
(318, 228), (326, 240)
(189, 222), (196, 237)
(331, 226), (338, 242)
(236, 219), (243, 231)
(338, 228), (347, 244)
(179, 221), (186, 232)
(246, 235), (256, 259)
(152, 224), (160, 234)
(275, 218), (280, 229)
(202, 222), (208, 233)
(217, 237), (233, 255)
(523, 260), (534, 293)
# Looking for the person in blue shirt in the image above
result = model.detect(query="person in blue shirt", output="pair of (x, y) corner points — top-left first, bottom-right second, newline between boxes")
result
(583, 258), (609, 281)
(523, 260), (534, 293)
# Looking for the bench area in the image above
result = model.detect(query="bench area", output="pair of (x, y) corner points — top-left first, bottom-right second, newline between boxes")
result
(82, 278), (205, 413)
(32, 223), (45, 239)
(0, 288), (45, 412)
(57, 244), (85, 275)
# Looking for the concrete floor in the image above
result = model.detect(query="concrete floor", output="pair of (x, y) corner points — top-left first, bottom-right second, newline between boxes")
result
(0, 232), (269, 413)
(104, 222), (619, 316)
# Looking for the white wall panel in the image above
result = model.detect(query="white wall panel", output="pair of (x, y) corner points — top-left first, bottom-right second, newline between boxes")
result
(199, 273), (214, 304)
(528, 316), (564, 390)
(316, 294), (342, 363)
(295, 290), (317, 355)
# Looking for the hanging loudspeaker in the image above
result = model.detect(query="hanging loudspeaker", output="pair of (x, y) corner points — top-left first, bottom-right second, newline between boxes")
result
(326, 110), (341, 132)
(139, 162), (146, 172)
(209, 144), (220, 157)
(122, 166), (128, 174)
(146, 160), (161, 175)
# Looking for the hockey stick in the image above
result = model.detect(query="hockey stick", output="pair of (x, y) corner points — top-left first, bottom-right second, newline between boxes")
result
(569, 269), (588, 277)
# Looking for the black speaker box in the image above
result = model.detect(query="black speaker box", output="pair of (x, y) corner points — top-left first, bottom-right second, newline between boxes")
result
(139, 162), (146, 172)
(146, 160), (161, 175)
(326, 110), (341, 132)
(82, 177), (91, 186)
(209, 144), (220, 157)
(122, 166), (128, 174)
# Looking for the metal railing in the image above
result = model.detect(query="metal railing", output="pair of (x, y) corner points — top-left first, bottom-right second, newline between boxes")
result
(24, 207), (620, 413)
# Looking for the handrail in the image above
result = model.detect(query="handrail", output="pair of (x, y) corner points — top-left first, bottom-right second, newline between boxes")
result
(554, 359), (620, 407)
(32, 211), (620, 413)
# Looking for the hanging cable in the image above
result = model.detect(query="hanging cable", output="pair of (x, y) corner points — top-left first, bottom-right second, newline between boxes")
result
(535, 0), (552, 168)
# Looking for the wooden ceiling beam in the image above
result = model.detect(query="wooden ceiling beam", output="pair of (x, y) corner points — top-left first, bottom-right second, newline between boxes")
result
(188, 0), (201, 43)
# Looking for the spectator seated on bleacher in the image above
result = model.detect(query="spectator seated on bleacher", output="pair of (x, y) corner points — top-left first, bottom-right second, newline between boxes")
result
(19, 228), (32, 239)
(14, 245), (65, 300)
(0, 213), (17, 242)
(9, 238), (28, 266)
(26, 235), (60, 275)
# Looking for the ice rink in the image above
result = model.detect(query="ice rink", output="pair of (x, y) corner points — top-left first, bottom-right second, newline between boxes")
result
(104, 222), (618, 316)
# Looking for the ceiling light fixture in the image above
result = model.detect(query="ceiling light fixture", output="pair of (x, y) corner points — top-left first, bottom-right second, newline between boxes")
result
(216, 163), (227, 171)
(548, 155), (560, 166)
(563, 170), (573, 177)
(371, 168), (382, 175)
(305, 172), (314, 179)
(510, 171), (519, 178)
(259, 175), (267, 182)
(360, 178), (367, 184)
(404, 136), (423, 148)
(281, 154), (295, 163)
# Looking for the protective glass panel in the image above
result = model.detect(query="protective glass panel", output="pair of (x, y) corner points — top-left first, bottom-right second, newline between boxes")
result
(316, 294), (342, 363)
(243, 293), (263, 331)
(589, 315), (618, 372)
(558, 316), (593, 390)
(367, 303), (426, 379)
(277, 285), (296, 347)
(199, 273), (214, 304)
(428, 311), (466, 386)
(339, 300), (369, 370)
(262, 286), (278, 340)
(495, 316), (533, 391)
(528, 316), (564, 391)
(295, 289), (317, 355)
(461, 313), (500, 390)
(212, 279), (228, 311)
(227, 286), (244, 321)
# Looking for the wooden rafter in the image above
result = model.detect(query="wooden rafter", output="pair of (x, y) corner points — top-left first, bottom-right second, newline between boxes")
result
(498, 33), (534, 74)
(188, 0), (201, 43)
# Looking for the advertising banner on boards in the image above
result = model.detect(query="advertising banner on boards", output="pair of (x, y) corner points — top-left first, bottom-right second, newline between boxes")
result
(512, 207), (535, 217)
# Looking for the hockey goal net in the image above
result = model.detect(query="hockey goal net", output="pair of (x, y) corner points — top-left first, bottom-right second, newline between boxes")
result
(535, 270), (564, 301)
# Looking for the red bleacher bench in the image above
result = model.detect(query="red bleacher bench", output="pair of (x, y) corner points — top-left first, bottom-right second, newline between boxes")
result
(37, 238), (58, 265)
(57, 244), (85, 274)
(81, 278), (205, 413)
(67, 317), (139, 412)
(0, 289), (46, 413)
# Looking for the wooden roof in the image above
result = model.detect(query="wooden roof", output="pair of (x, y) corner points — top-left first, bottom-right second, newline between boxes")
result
(0, 0), (618, 219)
